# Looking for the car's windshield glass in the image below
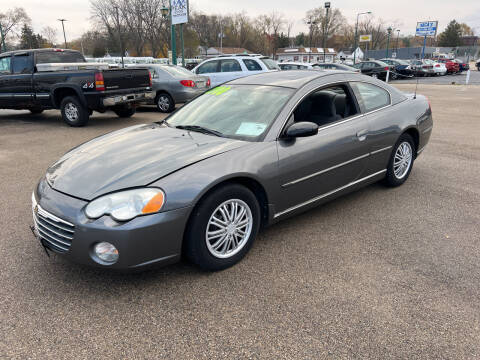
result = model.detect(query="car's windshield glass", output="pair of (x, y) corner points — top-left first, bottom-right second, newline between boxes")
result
(166, 85), (293, 141)
(160, 65), (194, 77)
(395, 59), (410, 65)
(260, 58), (280, 70)
(35, 51), (85, 64)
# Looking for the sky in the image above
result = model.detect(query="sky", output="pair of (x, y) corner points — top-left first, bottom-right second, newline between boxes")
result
(11, 0), (480, 43)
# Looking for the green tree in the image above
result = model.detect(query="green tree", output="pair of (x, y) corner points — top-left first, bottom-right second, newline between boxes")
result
(438, 20), (462, 47)
(295, 32), (307, 46)
(19, 24), (37, 48)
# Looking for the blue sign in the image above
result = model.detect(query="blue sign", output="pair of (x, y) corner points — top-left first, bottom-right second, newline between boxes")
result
(416, 21), (438, 37)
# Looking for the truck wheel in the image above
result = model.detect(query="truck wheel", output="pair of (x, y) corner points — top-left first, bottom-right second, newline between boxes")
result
(60, 96), (89, 127)
(113, 106), (136, 118)
(29, 108), (44, 114)
(156, 93), (175, 113)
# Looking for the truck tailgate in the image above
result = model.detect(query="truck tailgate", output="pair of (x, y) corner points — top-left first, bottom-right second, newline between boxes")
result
(102, 69), (150, 91)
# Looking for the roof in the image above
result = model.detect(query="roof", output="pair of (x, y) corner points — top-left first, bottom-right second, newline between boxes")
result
(229, 70), (351, 88)
(277, 47), (337, 55)
(0, 48), (80, 56)
(211, 47), (252, 55)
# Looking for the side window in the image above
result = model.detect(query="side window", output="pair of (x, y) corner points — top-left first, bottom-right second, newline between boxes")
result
(12, 54), (32, 74)
(220, 59), (241, 72)
(293, 84), (359, 127)
(351, 82), (391, 113)
(243, 59), (262, 71)
(197, 61), (218, 74)
(0, 56), (11, 74)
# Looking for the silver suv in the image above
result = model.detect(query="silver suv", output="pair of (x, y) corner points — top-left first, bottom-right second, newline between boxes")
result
(192, 55), (279, 87)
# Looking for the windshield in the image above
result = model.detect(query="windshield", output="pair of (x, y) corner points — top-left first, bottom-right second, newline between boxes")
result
(160, 65), (194, 77)
(166, 85), (293, 141)
(260, 58), (280, 70)
(35, 51), (86, 64)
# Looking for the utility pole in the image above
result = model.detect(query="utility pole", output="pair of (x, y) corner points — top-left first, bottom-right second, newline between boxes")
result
(58, 19), (67, 48)
(386, 27), (392, 58)
(307, 16), (317, 63)
(113, 6), (124, 68)
(353, 11), (372, 64)
(323, 2), (330, 63)
(395, 29), (400, 53)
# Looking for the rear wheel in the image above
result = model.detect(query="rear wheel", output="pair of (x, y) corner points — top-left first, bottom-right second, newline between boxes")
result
(156, 93), (175, 113)
(185, 184), (261, 271)
(384, 133), (415, 187)
(60, 96), (89, 127)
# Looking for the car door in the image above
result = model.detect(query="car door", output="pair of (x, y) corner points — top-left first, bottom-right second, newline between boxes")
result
(195, 60), (220, 86)
(11, 52), (34, 107)
(218, 59), (244, 84)
(0, 56), (12, 107)
(275, 82), (371, 213)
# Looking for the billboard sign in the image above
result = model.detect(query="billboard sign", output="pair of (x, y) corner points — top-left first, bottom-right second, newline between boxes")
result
(416, 21), (438, 37)
(359, 34), (372, 42)
(171, 0), (188, 25)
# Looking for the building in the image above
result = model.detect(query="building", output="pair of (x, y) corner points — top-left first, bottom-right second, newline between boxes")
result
(337, 48), (364, 62)
(462, 36), (479, 47)
(197, 47), (253, 59)
(276, 47), (337, 63)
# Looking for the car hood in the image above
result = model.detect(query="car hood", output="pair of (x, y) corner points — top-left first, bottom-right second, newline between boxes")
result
(46, 123), (247, 200)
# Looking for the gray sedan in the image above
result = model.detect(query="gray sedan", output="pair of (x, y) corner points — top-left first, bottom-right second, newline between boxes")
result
(136, 64), (210, 112)
(32, 70), (433, 271)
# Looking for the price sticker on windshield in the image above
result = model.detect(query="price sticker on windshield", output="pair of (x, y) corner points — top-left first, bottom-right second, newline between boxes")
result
(206, 86), (231, 96)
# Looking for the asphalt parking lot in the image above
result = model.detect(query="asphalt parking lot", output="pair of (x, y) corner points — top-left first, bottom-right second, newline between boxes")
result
(391, 66), (480, 85)
(1, 83), (479, 359)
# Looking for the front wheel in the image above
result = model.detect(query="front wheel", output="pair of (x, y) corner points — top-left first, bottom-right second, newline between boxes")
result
(60, 96), (89, 127)
(384, 133), (415, 187)
(185, 184), (261, 271)
(156, 93), (175, 113)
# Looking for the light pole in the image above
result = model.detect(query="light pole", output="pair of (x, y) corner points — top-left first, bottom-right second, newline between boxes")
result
(57, 19), (67, 48)
(353, 11), (371, 64)
(112, 6), (124, 68)
(395, 29), (400, 54)
(161, 2), (177, 65)
(323, 2), (330, 63)
(386, 26), (392, 58)
(307, 17), (317, 63)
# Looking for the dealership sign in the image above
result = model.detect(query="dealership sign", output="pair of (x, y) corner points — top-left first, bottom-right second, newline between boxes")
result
(416, 21), (438, 37)
(359, 34), (372, 42)
(171, 0), (188, 25)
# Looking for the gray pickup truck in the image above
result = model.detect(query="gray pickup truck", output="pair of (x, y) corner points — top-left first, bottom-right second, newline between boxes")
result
(0, 48), (153, 126)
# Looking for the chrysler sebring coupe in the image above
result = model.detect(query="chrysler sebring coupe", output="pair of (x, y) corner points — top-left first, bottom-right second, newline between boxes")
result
(32, 70), (433, 271)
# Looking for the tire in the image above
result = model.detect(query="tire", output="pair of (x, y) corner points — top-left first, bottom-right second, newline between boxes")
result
(184, 184), (261, 271)
(113, 106), (136, 118)
(384, 133), (415, 187)
(371, 73), (378, 79)
(29, 108), (44, 114)
(60, 96), (89, 127)
(155, 92), (175, 113)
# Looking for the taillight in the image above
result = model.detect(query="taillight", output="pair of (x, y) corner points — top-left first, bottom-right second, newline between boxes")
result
(95, 72), (105, 91)
(180, 80), (195, 87)
(435, 64), (440, 67)
(148, 71), (152, 87)
(384, 66), (389, 71)
(53, 49), (64, 52)
(206, 78), (211, 87)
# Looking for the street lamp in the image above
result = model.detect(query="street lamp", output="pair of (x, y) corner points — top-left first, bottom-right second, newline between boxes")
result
(395, 29), (400, 54)
(323, 2), (330, 63)
(386, 26), (393, 58)
(57, 19), (68, 48)
(307, 17), (317, 63)
(161, 2), (179, 66)
(353, 11), (371, 64)
(112, 6), (124, 68)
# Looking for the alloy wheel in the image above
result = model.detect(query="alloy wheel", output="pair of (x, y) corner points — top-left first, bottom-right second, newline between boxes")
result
(65, 102), (79, 122)
(393, 141), (413, 179)
(158, 96), (170, 112)
(205, 199), (253, 259)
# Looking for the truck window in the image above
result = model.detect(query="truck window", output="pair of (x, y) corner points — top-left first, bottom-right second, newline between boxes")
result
(0, 57), (11, 74)
(36, 51), (86, 64)
(12, 54), (32, 74)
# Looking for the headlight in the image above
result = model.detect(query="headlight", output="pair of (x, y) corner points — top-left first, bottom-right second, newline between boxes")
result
(85, 188), (165, 221)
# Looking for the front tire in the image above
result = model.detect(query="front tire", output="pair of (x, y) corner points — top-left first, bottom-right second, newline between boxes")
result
(384, 133), (415, 187)
(185, 184), (261, 271)
(156, 93), (175, 113)
(60, 96), (89, 127)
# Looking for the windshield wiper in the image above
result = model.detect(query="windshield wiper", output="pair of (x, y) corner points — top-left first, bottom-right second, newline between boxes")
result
(175, 125), (224, 137)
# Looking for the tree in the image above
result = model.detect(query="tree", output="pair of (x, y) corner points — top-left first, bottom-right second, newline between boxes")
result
(459, 23), (474, 36)
(438, 20), (462, 47)
(19, 24), (48, 49)
(304, 7), (345, 48)
(41, 26), (57, 46)
(0, 7), (30, 45)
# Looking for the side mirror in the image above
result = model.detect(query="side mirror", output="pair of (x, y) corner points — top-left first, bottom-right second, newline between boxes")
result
(284, 122), (318, 138)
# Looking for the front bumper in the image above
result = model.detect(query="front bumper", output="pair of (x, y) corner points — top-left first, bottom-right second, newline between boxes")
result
(103, 91), (155, 107)
(32, 178), (192, 270)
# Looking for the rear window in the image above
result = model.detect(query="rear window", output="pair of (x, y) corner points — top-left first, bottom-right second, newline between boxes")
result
(259, 58), (279, 70)
(243, 59), (262, 71)
(35, 51), (86, 64)
(160, 65), (194, 77)
(351, 82), (391, 113)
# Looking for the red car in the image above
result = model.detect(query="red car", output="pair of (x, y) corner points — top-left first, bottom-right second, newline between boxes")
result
(437, 59), (460, 74)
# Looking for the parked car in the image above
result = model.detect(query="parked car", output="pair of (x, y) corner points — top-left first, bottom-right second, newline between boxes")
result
(410, 59), (435, 77)
(311, 63), (360, 72)
(192, 55), (279, 87)
(279, 62), (314, 70)
(184, 62), (200, 70)
(353, 60), (393, 80)
(424, 59), (447, 76)
(453, 59), (469, 72)
(380, 58), (414, 79)
(0, 48), (153, 126)
(476, 60), (480, 71)
(129, 64), (210, 112)
(437, 58), (460, 74)
(32, 70), (432, 271)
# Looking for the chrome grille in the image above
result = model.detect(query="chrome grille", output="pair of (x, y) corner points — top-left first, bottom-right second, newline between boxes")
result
(32, 193), (74, 253)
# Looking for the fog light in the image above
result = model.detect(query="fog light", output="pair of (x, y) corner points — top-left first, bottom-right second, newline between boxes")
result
(94, 242), (119, 264)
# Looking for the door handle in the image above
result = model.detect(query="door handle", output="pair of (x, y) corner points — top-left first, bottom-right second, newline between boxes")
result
(356, 129), (368, 141)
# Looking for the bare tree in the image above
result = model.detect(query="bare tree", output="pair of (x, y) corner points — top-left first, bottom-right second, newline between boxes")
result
(41, 26), (58, 46)
(0, 7), (31, 42)
(304, 7), (345, 48)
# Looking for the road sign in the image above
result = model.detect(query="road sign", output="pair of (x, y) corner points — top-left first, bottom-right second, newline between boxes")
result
(359, 34), (372, 42)
(171, 0), (188, 25)
(392, 52), (397, 58)
(416, 21), (438, 37)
